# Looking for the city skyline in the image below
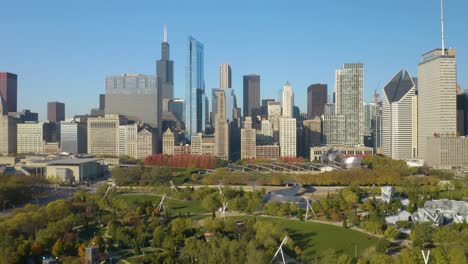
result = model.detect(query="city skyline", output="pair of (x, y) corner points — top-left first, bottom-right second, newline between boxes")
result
(1, 1), (467, 119)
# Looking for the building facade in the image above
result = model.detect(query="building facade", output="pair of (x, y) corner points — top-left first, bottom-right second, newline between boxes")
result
(17, 122), (47, 154)
(241, 117), (256, 159)
(321, 114), (346, 145)
(307, 84), (327, 119)
(185, 36), (206, 138)
(335, 63), (364, 145)
(0, 72), (17, 113)
(157, 25), (174, 101)
(279, 117), (296, 157)
(162, 128), (175, 155)
(310, 145), (374, 161)
(60, 121), (87, 154)
(418, 49), (457, 161)
(282, 82), (294, 118)
(426, 135), (468, 171)
(256, 145), (280, 159)
(0, 115), (17, 154)
(382, 70), (417, 160)
(214, 90), (229, 160)
(243, 74), (260, 118)
(87, 115), (121, 156)
(303, 117), (322, 150)
(47, 102), (65, 122)
(219, 64), (232, 89)
(137, 124), (154, 159)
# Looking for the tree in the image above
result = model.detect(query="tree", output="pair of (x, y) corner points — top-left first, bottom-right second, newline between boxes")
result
(51, 239), (65, 257)
(152, 226), (166, 248)
(410, 223), (433, 248)
(375, 237), (389, 253)
(384, 225), (400, 239)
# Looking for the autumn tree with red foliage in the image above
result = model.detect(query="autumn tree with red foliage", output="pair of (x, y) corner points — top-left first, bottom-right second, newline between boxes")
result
(144, 154), (226, 169)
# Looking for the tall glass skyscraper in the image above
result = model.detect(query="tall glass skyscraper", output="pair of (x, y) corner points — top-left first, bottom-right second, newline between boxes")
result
(185, 36), (205, 138)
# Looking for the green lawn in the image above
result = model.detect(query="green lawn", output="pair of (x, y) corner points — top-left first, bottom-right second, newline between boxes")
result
(112, 193), (208, 214)
(237, 216), (378, 261)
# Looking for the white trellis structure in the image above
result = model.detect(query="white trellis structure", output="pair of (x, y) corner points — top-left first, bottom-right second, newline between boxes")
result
(304, 197), (317, 221)
(422, 250), (430, 264)
(157, 194), (167, 211)
(220, 202), (228, 220)
(217, 184), (224, 196)
(170, 180), (179, 192)
(103, 180), (116, 199)
(270, 236), (289, 264)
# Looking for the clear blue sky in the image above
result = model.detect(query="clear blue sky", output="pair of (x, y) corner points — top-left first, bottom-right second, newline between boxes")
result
(1, 0), (467, 119)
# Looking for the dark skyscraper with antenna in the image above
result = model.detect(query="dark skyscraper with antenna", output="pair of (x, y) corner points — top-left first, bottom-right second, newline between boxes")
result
(157, 25), (174, 100)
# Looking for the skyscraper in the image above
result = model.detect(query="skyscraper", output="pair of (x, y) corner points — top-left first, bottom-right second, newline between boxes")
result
(0, 72), (17, 113)
(335, 63), (364, 145)
(279, 117), (296, 157)
(60, 121), (87, 154)
(382, 70), (417, 160)
(307, 84), (327, 119)
(105, 74), (159, 127)
(157, 25), (174, 101)
(418, 49), (457, 160)
(243, 75), (260, 118)
(282, 82), (294, 118)
(48, 102), (65, 122)
(241, 116), (256, 159)
(214, 90), (229, 160)
(185, 36), (205, 138)
(219, 64), (232, 89)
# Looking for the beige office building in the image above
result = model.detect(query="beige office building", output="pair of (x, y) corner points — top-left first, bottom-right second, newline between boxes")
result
(426, 135), (468, 171)
(0, 115), (17, 154)
(418, 49), (457, 161)
(279, 117), (296, 157)
(87, 115), (121, 156)
(17, 122), (46, 154)
(241, 117), (256, 159)
(214, 90), (229, 160)
(191, 133), (203, 155)
(256, 145), (280, 159)
(137, 124), (154, 159)
(162, 128), (175, 155)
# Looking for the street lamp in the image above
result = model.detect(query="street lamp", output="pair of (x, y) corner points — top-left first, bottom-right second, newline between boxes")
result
(3, 200), (10, 212)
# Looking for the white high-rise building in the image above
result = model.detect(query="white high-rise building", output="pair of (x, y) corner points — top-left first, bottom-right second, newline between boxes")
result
(279, 117), (296, 157)
(282, 82), (294, 118)
(219, 64), (232, 89)
(382, 70), (417, 160)
(417, 49), (457, 161)
(335, 63), (364, 145)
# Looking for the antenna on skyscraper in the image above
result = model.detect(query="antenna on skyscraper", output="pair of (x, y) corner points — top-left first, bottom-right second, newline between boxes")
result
(441, 0), (446, 55)
(163, 24), (168, 42)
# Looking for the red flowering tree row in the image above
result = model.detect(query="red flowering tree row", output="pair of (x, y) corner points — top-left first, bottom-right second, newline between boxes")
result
(144, 154), (226, 169)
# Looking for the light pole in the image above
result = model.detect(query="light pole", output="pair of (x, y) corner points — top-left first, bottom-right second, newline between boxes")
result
(3, 200), (9, 212)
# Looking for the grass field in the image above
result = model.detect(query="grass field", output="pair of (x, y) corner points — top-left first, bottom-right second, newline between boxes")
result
(112, 193), (208, 214)
(235, 216), (378, 261)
